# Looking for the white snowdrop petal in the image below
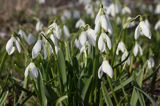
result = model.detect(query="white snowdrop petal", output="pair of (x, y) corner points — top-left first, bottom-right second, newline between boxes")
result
(116, 41), (126, 55)
(133, 43), (139, 57)
(140, 21), (151, 39)
(134, 25), (140, 40)
(98, 66), (103, 79)
(24, 66), (29, 78)
(6, 37), (15, 55)
(79, 32), (87, 46)
(32, 40), (42, 59)
(50, 34), (59, 46)
(154, 20), (160, 31)
(94, 21), (100, 34)
(75, 19), (85, 28)
(100, 15), (108, 32)
(102, 60), (113, 78)
(27, 34), (36, 45)
(98, 35), (106, 52)
(63, 25), (70, 39)
(15, 39), (21, 53)
(74, 39), (82, 49)
(104, 33), (112, 50)
(87, 28), (96, 46)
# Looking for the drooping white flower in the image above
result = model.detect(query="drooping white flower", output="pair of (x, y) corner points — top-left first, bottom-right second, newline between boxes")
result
(121, 6), (131, 15)
(63, 25), (70, 40)
(134, 21), (151, 40)
(73, 10), (80, 19)
(116, 41), (127, 55)
(98, 32), (112, 52)
(155, 3), (160, 14)
(79, 31), (87, 47)
(36, 20), (43, 32)
(48, 22), (62, 40)
(133, 42), (143, 57)
(86, 28), (96, 46)
(147, 57), (155, 69)
(144, 19), (150, 29)
(18, 29), (27, 40)
(25, 62), (38, 78)
(32, 39), (47, 59)
(27, 33), (36, 45)
(154, 20), (160, 31)
(6, 36), (21, 55)
(38, 0), (45, 4)
(106, 3), (121, 17)
(95, 8), (112, 34)
(75, 19), (85, 28)
(98, 60), (113, 79)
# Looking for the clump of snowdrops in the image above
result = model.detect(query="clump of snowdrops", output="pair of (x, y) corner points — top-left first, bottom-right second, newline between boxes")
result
(0, 1), (160, 106)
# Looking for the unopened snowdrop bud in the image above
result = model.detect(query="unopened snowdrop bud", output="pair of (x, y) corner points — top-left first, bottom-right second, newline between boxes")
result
(154, 20), (160, 31)
(133, 42), (143, 57)
(75, 19), (85, 28)
(134, 21), (151, 40)
(147, 57), (155, 69)
(116, 41), (127, 55)
(25, 62), (38, 78)
(36, 20), (43, 32)
(32, 40), (42, 59)
(121, 6), (131, 15)
(6, 36), (21, 55)
(98, 60), (113, 79)
(63, 25), (70, 40)
(98, 33), (112, 52)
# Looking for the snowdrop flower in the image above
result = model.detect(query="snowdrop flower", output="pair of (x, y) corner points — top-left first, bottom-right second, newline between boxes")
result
(121, 6), (131, 15)
(86, 28), (96, 46)
(116, 41), (127, 55)
(85, 3), (94, 18)
(38, 0), (45, 4)
(18, 29), (27, 39)
(25, 62), (38, 78)
(98, 32), (112, 52)
(79, 31), (87, 47)
(133, 42), (143, 57)
(6, 36), (21, 55)
(106, 3), (121, 17)
(147, 57), (155, 69)
(32, 39), (47, 59)
(63, 25), (70, 40)
(27, 33), (36, 45)
(36, 20), (43, 32)
(155, 3), (160, 14)
(121, 51), (130, 65)
(154, 20), (160, 31)
(134, 21), (151, 40)
(98, 60), (113, 79)
(48, 22), (62, 40)
(75, 19), (85, 28)
(73, 10), (80, 19)
(75, 38), (82, 49)
(144, 19), (150, 29)
(95, 7), (113, 34)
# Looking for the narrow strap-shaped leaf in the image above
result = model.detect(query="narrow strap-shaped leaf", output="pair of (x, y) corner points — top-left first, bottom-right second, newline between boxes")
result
(101, 81), (113, 106)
